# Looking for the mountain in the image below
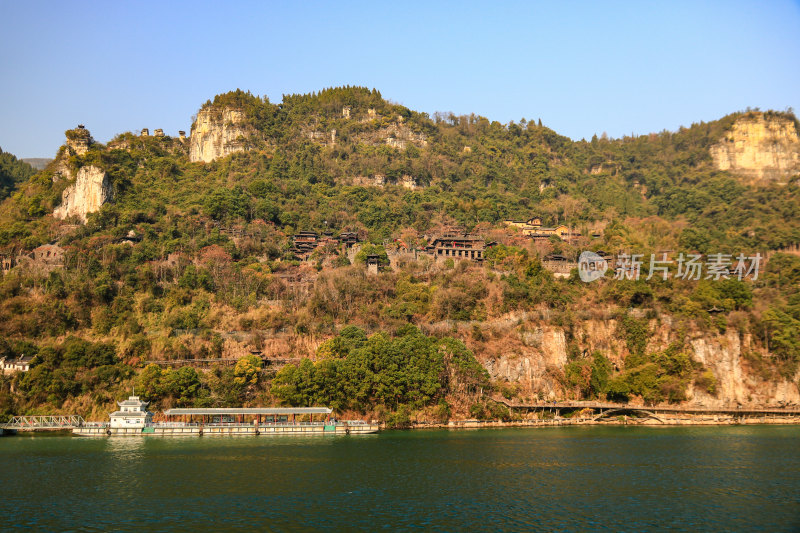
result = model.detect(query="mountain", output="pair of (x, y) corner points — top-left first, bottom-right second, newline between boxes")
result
(0, 87), (798, 422)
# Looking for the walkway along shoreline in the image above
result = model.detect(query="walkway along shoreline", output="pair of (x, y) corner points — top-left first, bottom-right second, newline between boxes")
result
(4, 400), (800, 434)
(415, 414), (800, 430)
(408, 399), (800, 430)
(3, 416), (800, 435)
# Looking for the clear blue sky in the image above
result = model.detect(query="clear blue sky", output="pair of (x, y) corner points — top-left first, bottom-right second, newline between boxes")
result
(1, 1), (799, 158)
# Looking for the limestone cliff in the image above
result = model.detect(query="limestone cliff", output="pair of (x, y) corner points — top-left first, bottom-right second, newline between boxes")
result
(189, 107), (253, 163)
(351, 174), (423, 189)
(53, 165), (113, 223)
(304, 113), (428, 151)
(482, 314), (800, 408)
(710, 113), (800, 183)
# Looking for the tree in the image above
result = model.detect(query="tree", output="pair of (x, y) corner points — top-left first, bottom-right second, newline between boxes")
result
(353, 243), (389, 265)
(138, 364), (164, 402)
(203, 187), (249, 221)
(161, 367), (201, 406)
(590, 352), (613, 397)
(234, 354), (263, 388)
(0, 148), (36, 201)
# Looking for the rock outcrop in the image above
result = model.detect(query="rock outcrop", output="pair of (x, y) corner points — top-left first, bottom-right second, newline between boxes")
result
(485, 326), (569, 401)
(303, 115), (427, 151)
(53, 165), (113, 223)
(710, 113), (800, 183)
(384, 122), (428, 149)
(352, 175), (386, 187)
(189, 107), (252, 163)
(65, 125), (93, 156)
(52, 126), (96, 182)
(400, 174), (420, 190)
(481, 314), (800, 408)
(350, 174), (423, 189)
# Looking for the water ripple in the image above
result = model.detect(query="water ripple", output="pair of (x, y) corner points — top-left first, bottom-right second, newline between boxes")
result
(1, 426), (799, 531)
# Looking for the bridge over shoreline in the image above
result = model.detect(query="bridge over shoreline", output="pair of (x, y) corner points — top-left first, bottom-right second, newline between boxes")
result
(492, 398), (800, 422)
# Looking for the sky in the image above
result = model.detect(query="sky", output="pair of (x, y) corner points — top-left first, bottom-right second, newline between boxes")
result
(1, 0), (799, 158)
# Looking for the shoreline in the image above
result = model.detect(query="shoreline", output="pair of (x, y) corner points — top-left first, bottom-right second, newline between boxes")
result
(3, 417), (800, 436)
(5, 407), (800, 436)
(413, 415), (800, 430)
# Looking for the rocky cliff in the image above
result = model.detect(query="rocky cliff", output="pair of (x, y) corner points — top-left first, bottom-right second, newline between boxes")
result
(482, 314), (800, 408)
(53, 165), (113, 223)
(308, 120), (428, 151)
(65, 125), (93, 156)
(710, 113), (800, 183)
(50, 126), (96, 183)
(189, 107), (252, 163)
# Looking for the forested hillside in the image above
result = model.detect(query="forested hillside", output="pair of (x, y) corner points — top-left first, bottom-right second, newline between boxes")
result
(1, 87), (798, 424)
(0, 148), (36, 203)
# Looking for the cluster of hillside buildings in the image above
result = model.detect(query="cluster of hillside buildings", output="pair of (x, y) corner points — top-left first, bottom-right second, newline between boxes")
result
(1, 230), (148, 275)
(502, 216), (583, 241)
(1, 215), (591, 283)
(288, 215), (585, 265)
(291, 231), (360, 259)
(424, 233), (494, 262)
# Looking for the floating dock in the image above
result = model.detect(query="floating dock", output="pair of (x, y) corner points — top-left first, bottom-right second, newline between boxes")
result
(71, 405), (379, 436)
(73, 422), (379, 437)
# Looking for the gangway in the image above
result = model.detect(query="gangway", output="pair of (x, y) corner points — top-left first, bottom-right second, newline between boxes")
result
(1, 415), (85, 431)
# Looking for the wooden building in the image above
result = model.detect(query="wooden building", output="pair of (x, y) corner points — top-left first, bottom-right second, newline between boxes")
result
(292, 231), (362, 260)
(542, 254), (577, 278)
(292, 231), (320, 259)
(425, 233), (492, 262)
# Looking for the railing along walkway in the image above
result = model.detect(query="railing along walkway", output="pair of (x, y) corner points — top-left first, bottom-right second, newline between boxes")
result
(1, 415), (85, 429)
(492, 398), (800, 416)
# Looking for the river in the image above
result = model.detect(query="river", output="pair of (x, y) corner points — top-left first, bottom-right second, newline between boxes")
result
(1, 425), (798, 531)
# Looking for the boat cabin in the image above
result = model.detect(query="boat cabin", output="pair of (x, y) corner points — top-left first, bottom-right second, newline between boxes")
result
(109, 395), (153, 428)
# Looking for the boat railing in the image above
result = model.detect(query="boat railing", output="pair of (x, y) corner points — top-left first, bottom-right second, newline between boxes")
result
(78, 419), (375, 429)
(204, 421), (328, 427)
(261, 421), (326, 426)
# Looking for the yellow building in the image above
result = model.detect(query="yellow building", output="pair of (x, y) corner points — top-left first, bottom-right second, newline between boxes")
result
(503, 216), (543, 232)
(504, 217), (579, 241)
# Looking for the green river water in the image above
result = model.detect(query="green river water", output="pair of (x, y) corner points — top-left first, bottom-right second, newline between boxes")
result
(1, 425), (799, 532)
